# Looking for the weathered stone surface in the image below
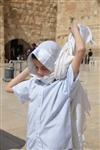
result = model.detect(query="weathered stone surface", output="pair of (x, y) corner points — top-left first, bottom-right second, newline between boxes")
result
(0, 3), (4, 62)
(3, 0), (57, 44)
(0, 0), (100, 60)
(56, 0), (100, 56)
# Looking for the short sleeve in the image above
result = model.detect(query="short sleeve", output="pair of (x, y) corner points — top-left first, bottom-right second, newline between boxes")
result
(12, 80), (31, 103)
(64, 64), (79, 93)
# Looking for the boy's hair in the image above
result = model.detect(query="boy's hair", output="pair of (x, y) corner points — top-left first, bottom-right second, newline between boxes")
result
(31, 53), (37, 60)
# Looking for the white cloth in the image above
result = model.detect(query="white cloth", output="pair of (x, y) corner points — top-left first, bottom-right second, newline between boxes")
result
(28, 40), (61, 73)
(56, 24), (94, 148)
(55, 24), (95, 79)
(27, 41), (61, 84)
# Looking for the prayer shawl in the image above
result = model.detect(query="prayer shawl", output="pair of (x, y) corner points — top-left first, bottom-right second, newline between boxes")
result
(55, 24), (95, 79)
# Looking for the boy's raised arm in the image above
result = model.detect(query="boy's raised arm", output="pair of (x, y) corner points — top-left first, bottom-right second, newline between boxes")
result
(5, 68), (29, 93)
(71, 22), (85, 78)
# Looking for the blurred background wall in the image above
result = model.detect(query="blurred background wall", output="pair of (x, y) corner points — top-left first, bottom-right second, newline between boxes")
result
(0, 0), (100, 62)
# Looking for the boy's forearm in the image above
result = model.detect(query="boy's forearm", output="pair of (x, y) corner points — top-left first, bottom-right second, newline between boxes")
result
(5, 68), (29, 93)
(71, 23), (86, 76)
(73, 28), (85, 52)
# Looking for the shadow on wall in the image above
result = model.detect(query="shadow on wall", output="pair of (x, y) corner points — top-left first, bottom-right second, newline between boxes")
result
(0, 129), (25, 150)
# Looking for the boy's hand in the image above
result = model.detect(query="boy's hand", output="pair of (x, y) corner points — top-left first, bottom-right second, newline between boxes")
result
(69, 20), (79, 35)
(5, 68), (29, 93)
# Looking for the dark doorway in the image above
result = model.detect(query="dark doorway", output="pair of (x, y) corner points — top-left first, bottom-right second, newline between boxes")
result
(5, 39), (31, 62)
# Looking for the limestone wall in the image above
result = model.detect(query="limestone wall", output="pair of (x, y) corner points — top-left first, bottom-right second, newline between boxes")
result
(56, 0), (100, 56)
(0, 0), (4, 62)
(4, 0), (57, 44)
(0, 0), (100, 61)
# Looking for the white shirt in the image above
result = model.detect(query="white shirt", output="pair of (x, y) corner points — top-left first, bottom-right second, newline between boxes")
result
(13, 65), (79, 150)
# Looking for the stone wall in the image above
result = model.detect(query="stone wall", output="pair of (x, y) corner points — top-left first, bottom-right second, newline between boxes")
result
(0, 0), (100, 61)
(56, 0), (100, 55)
(4, 0), (57, 44)
(0, 0), (4, 62)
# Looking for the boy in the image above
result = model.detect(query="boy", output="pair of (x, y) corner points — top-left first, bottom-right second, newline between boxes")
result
(6, 23), (86, 150)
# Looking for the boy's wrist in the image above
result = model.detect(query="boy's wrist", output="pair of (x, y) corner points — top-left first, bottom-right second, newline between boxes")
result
(72, 28), (80, 37)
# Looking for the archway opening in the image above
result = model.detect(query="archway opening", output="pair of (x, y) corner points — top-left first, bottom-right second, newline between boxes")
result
(4, 39), (32, 62)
